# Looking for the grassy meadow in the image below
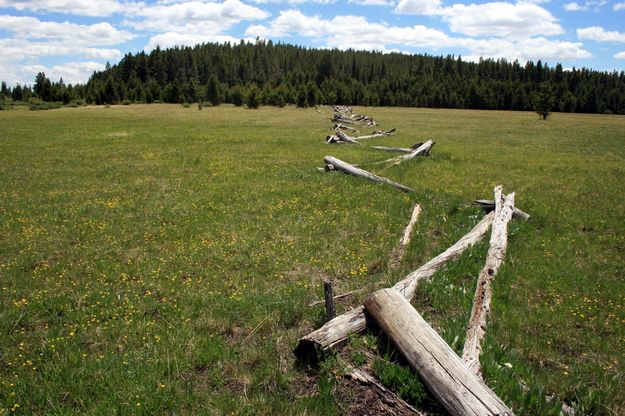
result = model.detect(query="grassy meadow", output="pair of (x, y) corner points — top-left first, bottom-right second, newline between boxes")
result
(1, 104), (624, 415)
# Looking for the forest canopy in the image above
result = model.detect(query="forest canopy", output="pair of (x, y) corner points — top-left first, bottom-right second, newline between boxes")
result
(2, 40), (625, 114)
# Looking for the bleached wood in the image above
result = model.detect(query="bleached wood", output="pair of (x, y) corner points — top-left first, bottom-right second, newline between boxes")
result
(462, 186), (515, 379)
(294, 212), (495, 362)
(388, 204), (422, 270)
(333, 123), (359, 133)
(352, 129), (396, 140)
(364, 288), (513, 416)
(474, 199), (530, 221)
(371, 146), (413, 154)
(324, 155), (415, 193)
(390, 140), (435, 166)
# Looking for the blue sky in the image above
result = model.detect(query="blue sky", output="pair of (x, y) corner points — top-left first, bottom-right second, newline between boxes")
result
(1, 0), (624, 86)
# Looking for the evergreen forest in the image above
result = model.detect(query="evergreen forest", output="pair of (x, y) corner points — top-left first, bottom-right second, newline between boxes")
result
(2, 40), (625, 114)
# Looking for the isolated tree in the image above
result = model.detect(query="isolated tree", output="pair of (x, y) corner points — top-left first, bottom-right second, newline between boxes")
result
(34, 72), (52, 102)
(532, 83), (556, 119)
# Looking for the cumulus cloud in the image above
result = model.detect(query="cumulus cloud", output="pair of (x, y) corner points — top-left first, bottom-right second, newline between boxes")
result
(0, 15), (135, 45)
(245, 9), (590, 62)
(123, 0), (269, 34)
(564, 2), (588, 11)
(577, 26), (625, 42)
(144, 32), (257, 50)
(394, 0), (441, 14)
(348, 0), (394, 5)
(615, 2), (625, 10)
(0, 0), (125, 16)
(21, 61), (106, 84)
(438, 2), (563, 38)
(614, 51), (625, 59)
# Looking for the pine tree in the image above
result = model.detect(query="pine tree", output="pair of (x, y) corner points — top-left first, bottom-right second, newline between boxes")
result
(532, 83), (556, 119)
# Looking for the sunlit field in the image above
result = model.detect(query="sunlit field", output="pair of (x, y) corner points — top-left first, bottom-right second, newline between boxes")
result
(1, 104), (624, 414)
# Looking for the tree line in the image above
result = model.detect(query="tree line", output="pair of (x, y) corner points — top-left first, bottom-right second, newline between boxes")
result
(2, 40), (625, 114)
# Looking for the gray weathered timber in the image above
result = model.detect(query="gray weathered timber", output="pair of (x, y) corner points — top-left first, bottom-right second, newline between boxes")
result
(294, 212), (495, 362)
(352, 129), (396, 140)
(388, 204), (422, 270)
(462, 187), (515, 378)
(323, 156), (415, 193)
(364, 289), (514, 416)
(370, 146), (413, 154)
(474, 199), (530, 221)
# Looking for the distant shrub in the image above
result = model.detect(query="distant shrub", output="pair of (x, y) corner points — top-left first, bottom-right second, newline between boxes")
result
(122, 99), (132, 105)
(182, 102), (190, 108)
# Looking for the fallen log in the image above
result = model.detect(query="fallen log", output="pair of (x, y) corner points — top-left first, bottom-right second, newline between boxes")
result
(370, 146), (413, 154)
(294, 211), (495, 362)
(331, 115), (359, 125)
(390, 141), (435, 166)
(346, 366), (426, 415)
(333, 123), (359, 133)
(363, 288), (513, 416)
(323, 156), (415, 193)
(474, 199), (530, 221)
(463, 187), (515, 379)
(326, 131), (361, 145)
(353, 129), (396, 140)
(388, 204), (421, 270)
(373, 140), (435, 166)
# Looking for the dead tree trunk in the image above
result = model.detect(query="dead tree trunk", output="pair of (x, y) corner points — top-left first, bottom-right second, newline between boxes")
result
(324, 156), (415, 193)
(353, 129), (396, 140)
(294, 212), (495, 362)
(474, 199), (530, 221)
(371, 146), (413, 154)
(333, 123), (359, 133)
(388, 204), (421, 270)
(390, 140), (435, 166)
(363, 288), (513, 416)
(462, 187), (515, 378)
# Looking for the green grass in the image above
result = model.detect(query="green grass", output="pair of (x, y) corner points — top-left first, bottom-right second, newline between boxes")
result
(1, 104), (624, 415)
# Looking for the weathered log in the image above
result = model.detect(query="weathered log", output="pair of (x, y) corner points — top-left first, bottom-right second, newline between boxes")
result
(333, 123), (359, 133)
(463, 187), (515, 379)
(388, 204), (421, 270)
(373, 140), (435, 166)
(390, 140), (435, 166)
(323, 156), (415, 193)
(352, 129), (396, 140)
(363, 289), (513, 416)
(326, 132), (361, 145)
(370, 146), (413, 154)
(346, 366), (427, 415)
(294, 212), (495, 362)
(474, 199), (530, 221)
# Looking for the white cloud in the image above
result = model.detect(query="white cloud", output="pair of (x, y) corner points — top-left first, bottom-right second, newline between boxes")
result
(83, 48), (123, 60)
(394, 0), (441, 14)
(462, 37), (592, 62)
(0, 0), (126, 16)
(564, 2), (588, 11)
(21, 61), (105, 84)
(438, 2), (563, 38)
(0, 15), (135, 46)
(123, 0), (269, 34)
(577, 26), (625, 42)
(245, 9), (590, 62)
(614, 51), (625, 59)
(144, 32), (256, 50)
(615, 2), (625, 10)
(348, 0), (394, 5)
